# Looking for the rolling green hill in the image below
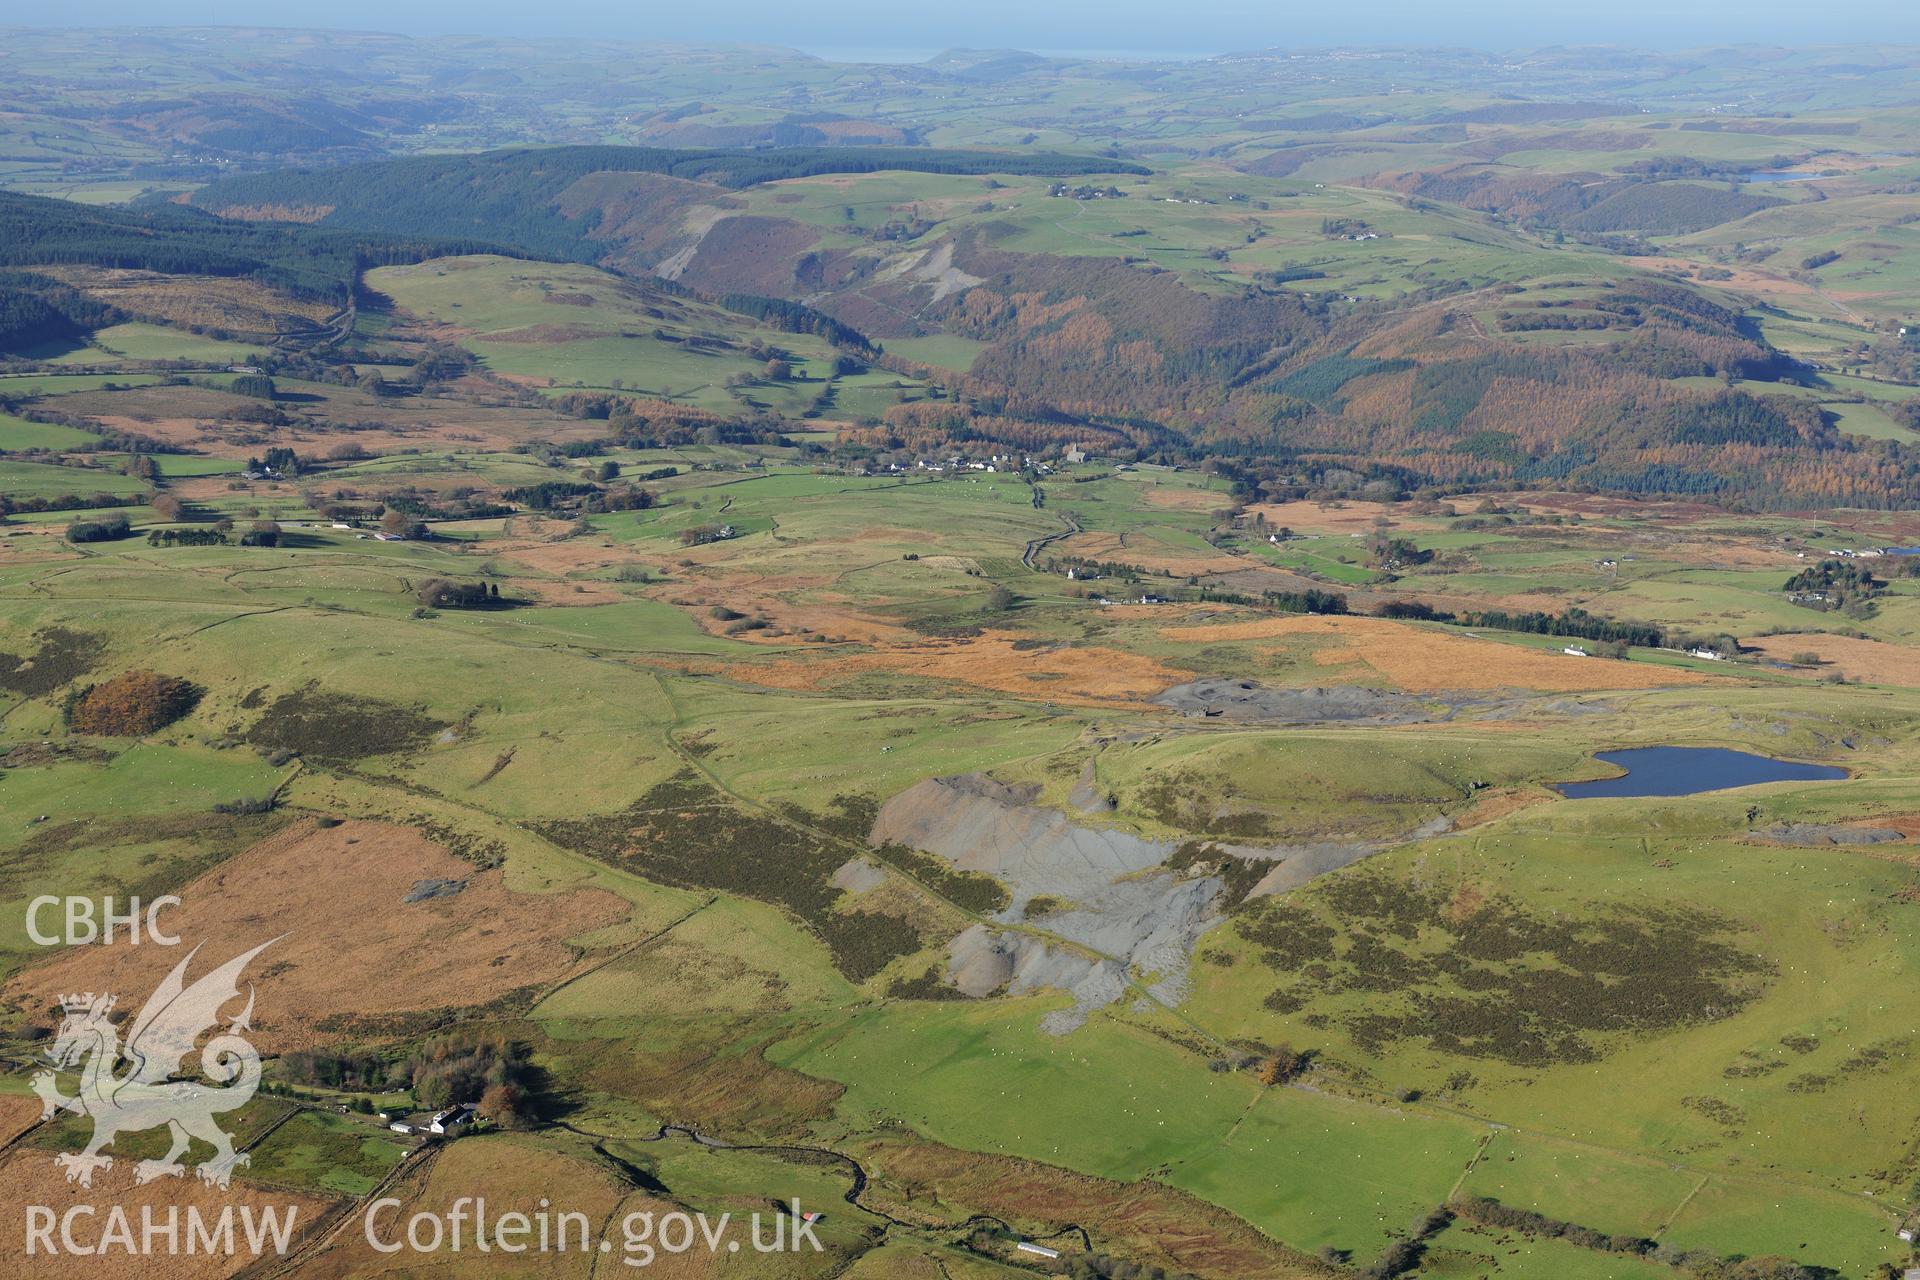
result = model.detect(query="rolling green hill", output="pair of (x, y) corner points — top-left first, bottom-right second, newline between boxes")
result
(0, 189), (517, 305)
(178, 145), (1150, 263)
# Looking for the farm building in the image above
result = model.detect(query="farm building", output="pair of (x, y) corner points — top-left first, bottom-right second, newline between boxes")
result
(1016, 1241), (1062, 1259)
(430, 1104), (475, 1134)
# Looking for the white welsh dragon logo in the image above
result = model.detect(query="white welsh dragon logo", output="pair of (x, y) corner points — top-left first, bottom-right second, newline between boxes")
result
(30, 940), (276, 1190)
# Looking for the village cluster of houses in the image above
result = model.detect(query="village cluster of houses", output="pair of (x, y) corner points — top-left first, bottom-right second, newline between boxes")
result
(865, 450), (1069, 476)
(857, 444), (1116, 478)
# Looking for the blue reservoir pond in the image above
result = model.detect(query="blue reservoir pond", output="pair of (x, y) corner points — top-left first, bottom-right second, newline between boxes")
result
(1556, 746), (1848, 798)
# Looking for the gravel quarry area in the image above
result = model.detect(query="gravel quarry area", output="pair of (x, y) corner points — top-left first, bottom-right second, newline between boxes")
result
(830, 857), (889, 894)
(943, 872), (1226, 1034)
(946, 925), (1132, 1035)
(1237, 836), (1410, 897)
(873, 770), (1448, 1032)
(871, 772), (1178, 912)
(1157, 679), (1620, 726)
(873, 772), (1223, 1031)
(1155, 680), (1442, 723)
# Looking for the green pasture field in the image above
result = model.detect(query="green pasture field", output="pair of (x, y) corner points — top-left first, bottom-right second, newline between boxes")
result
(1822, 399), (1914, 441)
(467, 598), (777, 657)
(1078, 729), (1586, 841)
(244, 1109), (412, 1196)
(1417, 1221), (1674, 1280)
(6, 178), (193, 204)
(676, 682), (1084, 808)
(883, 333), (988, 372)
(50, 322), (268, 366)
(532, 892), (860, 1025)
(0, 456), (147, 499)
(1656, 1177), (1904, 1277)
(0, 372), (162, 398)
(1048, 468), (1231, 534)
(1251, 541), (1378, 583)
(1166, 1088), (1487, 1260)
(366, 255), (927, 418)
(0, 741), (290, 843)
(771, 1001), (1264, 1180)
(0, 413), (97, 451)
(1459, 1131), (1702, 1238)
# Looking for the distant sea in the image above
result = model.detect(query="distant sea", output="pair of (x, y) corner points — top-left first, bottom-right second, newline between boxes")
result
(798, 46), (1216, 63)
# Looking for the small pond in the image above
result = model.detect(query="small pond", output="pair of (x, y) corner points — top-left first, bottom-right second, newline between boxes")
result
(1556, 746), (1847, 798)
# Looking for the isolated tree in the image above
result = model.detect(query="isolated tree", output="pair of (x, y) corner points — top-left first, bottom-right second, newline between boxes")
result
(1257, 1043), (1309, 1086)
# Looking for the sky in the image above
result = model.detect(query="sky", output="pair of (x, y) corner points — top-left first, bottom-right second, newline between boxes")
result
(30, 1), (1920, 57)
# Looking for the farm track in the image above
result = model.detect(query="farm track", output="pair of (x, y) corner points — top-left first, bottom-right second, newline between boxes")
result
(1021, 510), (1081, 568)
(529, 894), (720, 1012)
